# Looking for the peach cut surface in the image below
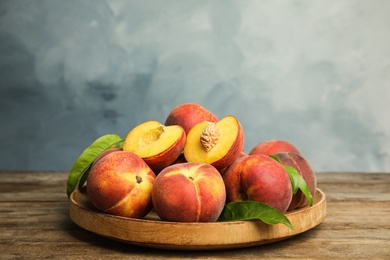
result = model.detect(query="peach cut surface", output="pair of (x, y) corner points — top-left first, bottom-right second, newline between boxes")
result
(123, 121), (183, 157)
(184, 116), (239, 164)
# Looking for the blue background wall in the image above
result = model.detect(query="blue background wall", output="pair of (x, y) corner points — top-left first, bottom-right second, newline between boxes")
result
(1, 0), (389, 172)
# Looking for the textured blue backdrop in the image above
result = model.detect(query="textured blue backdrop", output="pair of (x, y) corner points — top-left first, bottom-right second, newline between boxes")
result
(1, 0), (389, 172)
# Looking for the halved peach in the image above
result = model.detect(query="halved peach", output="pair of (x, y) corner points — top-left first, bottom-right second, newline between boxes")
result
(183, 115), (244, 171)
(123, 121), (186, 173)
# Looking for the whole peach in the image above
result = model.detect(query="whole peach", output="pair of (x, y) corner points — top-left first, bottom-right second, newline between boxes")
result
(165, 103), (218, 134)
(249, 140), (301, 156)
(223, 154), (293, 213)
(87, 151), (156, 219)
(273, 152), (317, 210)
(152, 162), (226, 222)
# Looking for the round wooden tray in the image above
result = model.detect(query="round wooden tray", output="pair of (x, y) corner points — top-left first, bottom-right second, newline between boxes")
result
(69, 188), (326, 250)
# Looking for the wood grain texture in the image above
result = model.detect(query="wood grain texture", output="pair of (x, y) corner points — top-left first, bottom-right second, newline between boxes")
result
(69, 188), (326, 250)
(1, 171), (389, 259)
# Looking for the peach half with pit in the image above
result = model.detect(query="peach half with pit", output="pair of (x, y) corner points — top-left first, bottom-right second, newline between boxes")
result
(165, 103), (218, 134)
(123, 121), (186, 172)
(249, 139), (301, 156)
(184, 115), (244, 171)
(272, 152), (317, 210)
(87, 151), (156, 219)
(223, 154), (293, 213)
(152, 162), (226, 222)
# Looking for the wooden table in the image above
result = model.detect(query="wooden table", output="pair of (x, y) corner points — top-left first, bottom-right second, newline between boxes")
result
(1, 171), (389, 259)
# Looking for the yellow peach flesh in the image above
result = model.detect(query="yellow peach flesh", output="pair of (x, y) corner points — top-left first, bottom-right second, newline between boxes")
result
(123, 121), (183, 158)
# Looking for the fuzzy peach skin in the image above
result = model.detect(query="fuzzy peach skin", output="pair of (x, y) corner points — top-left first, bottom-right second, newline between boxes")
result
(272, 152), (317, 210)
(184, 115), (244, 171)
(152, 162), (226, 222)
(87, 151), (156, 219)
(219, 150), (248, 175)
(223, 154), (293, 213)
(92, 148), (122, 167)
(249, 140), (301, 156)
(165, 103), (218, 134)
(123, 121), (186, 173)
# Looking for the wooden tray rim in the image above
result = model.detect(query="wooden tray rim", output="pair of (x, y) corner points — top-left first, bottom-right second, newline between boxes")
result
(69, 188), (326, 250)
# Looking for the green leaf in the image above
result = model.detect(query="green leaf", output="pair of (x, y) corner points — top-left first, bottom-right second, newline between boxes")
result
(285, 165), (313, 206)
(115, 139), (125, 148)
(217, 201), (294, 231)
(66, 134), (123, 198)
(270, 155), (313, 206)
(77, 164), (91, 190)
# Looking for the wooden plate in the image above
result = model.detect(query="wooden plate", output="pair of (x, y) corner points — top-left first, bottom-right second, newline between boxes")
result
(69, 188), (326, 250)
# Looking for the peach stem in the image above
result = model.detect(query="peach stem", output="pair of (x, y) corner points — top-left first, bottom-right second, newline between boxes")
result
(136, 176), (143, 183)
